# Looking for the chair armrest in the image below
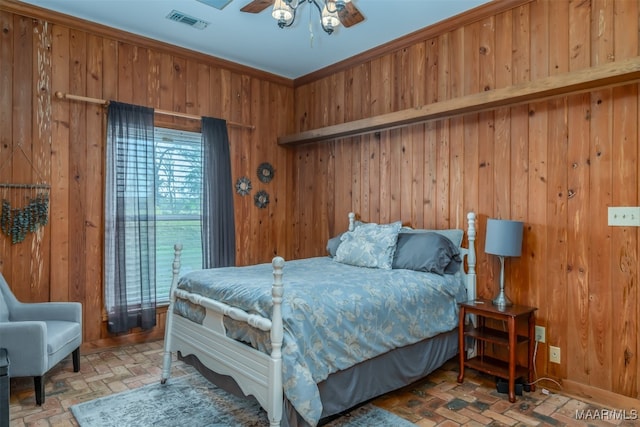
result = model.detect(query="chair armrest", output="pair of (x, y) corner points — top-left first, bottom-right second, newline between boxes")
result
(11, 302), (82, 323)
(0, 321), (48, 375)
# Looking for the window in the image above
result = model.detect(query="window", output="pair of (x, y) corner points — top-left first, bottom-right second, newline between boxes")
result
(106, 105), (234, 333)
(154, 127), (203, 302)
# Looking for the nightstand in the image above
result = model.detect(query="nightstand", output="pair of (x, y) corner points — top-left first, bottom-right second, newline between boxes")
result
(457, 299), (537, 403)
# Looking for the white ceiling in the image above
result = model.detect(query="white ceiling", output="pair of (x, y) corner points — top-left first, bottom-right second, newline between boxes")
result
(20, 0), (489, 79)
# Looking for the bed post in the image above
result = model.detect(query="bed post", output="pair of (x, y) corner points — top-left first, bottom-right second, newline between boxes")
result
(348, 212), (356, 231)
(161, 244), (183, 384)
(465, 213), (478, 358)
(268, 256), (285, 427)
(466, 212), (477, 301)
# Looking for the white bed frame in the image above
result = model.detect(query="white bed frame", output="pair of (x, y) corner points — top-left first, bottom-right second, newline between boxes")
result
(161, 212), (477, 427)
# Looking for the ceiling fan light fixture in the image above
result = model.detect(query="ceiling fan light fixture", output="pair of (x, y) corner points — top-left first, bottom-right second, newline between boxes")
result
(272, 0), (294, 27)
(262, 0), (361, 35)
(321, 4), (340, 34)
(333, 0), (349, 12)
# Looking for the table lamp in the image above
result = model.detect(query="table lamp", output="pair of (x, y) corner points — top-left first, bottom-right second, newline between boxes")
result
(485, 218), (523, 307)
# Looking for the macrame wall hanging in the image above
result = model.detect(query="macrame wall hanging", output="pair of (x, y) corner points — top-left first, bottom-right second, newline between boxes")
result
(0, 139), (51, 244)
(0, 183), (50, 244)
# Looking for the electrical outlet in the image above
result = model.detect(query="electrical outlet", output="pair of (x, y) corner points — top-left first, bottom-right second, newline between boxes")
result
(535, 326), (546, 343)
(549, 346), (561, 364)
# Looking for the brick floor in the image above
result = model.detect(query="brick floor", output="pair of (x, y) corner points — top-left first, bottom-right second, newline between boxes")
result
(6, 341), (637, 426)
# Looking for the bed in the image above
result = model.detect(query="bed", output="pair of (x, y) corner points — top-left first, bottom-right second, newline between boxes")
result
(161, 212), (477, 427)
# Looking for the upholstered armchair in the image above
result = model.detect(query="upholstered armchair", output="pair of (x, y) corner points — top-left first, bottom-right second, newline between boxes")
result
(0, 273), (82, 405)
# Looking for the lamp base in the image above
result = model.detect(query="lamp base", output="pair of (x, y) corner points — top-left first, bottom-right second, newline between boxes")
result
(492, 290), (513, 307)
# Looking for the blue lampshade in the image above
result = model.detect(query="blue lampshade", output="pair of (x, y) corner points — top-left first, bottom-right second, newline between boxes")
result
(485, 218), (524, 307)
(485, 219), (523, 257)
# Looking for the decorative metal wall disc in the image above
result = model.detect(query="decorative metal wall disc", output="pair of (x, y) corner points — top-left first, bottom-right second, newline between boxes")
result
(257, 162), (274, 183)
(235, 176), (252, 196)
(254, 190), (269, 209)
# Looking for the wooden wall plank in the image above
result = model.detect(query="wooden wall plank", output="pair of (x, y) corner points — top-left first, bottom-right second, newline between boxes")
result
(274, 83), (294, 260)
(566, 0), (592, 386)
(527, 98), (548, 369)
(423, 120), (436, 228)
(590, 88), (614, 392)
(32, 19), (52, 301)
(448, 27), (465, 232)
(11, 15), (34, 301)
(545, 0), (570, 380)
(0, 11), (13, 278)
(102, 38), (117, 102)
(49, 23), (70, 303)
(83, 33), (104, 343)
(172, 57), (186, 115)
(423, 38), (439, 227)
(525, 0), (549, 372)
(480, 13), (499, 297)
(588, 0), (615, 392)
(436, 34), (451, 229)
(323, 73), (342, 239)
(398, 47), (413, 226)
(509, 2), (530, 306)
(68, 29), (87, 306)
(409, 43), (425, 228)
(369, 55), (388, 223)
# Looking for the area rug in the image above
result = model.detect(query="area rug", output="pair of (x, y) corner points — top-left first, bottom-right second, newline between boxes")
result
(70, 373), (414, 427)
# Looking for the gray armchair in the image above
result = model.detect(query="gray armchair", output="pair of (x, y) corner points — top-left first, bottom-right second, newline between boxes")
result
(0, 273), (82, 405)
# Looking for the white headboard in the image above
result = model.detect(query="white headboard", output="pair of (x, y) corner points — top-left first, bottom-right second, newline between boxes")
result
(344, 211), (476, 302)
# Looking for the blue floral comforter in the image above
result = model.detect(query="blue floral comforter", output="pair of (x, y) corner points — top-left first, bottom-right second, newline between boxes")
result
(174, 256), (467, 426)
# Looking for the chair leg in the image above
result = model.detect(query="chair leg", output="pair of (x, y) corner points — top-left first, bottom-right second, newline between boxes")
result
(72, 348), (80, 373)
(34, 376), (44, 405)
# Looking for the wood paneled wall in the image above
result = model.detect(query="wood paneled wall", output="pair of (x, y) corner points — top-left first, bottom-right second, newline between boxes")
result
(0, 3), (294, 347)
(3, 0), (640, 410)
(289, 0), (640, 405)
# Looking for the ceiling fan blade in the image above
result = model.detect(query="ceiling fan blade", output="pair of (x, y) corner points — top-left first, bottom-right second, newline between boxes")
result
(338, 2), (365, 28)
(240, 0), (273, 13)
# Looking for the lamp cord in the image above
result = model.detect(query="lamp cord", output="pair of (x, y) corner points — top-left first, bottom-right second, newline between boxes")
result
(498, 321), (563, 390)
(527, 340), (563, 389)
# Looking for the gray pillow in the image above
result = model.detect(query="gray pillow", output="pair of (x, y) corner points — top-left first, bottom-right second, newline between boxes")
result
(400, 226), (464, 247)
(326, 233), (344, 257)
(392, 232), (462, 275)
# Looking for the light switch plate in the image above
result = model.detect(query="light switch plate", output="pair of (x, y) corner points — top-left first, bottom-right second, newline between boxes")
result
(608, 207), (640, 226)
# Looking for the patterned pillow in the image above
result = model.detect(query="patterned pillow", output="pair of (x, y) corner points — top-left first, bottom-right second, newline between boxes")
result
(335, 221), (402, 269)
(326, 220), (366, 257)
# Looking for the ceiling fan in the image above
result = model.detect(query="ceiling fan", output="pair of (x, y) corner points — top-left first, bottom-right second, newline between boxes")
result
(241, 0), (365, 34)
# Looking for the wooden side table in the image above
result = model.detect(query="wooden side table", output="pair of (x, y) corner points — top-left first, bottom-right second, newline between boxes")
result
(457, 299), (537, 403)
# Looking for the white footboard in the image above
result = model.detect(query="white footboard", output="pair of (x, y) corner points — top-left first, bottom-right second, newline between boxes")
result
(161, 249), (284, 427)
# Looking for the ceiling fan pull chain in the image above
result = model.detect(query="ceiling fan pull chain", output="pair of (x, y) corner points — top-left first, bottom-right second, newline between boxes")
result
(308, 7), (314, 47)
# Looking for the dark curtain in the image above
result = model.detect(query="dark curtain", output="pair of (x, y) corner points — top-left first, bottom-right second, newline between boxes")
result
(201, 117), (236, 268)
(105, 101), (156, 334)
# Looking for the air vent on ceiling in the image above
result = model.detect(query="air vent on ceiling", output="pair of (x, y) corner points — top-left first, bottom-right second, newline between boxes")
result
(196, 0), (233, 10)
(166, 10), (210, 30)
